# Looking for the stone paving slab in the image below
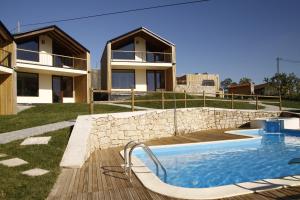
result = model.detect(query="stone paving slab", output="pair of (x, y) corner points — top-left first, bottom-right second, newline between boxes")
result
(0, 158), (28, 167)
(0, 153), (7, 158)
(21, 136), (51, 145)
(21, 168), (49, 176)
(0, 120), (75, 144)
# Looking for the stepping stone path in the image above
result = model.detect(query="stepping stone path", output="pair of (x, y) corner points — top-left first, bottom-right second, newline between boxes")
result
(0, 158), (28, 167)
(0, 153), (7, 158)
(21, 168), (49, 176)
(20, 136), (51, 146)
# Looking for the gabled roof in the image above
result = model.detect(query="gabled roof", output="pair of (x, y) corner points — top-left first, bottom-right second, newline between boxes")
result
(0, 21), (13, 41)
(13, 25), (89, 53)
(108, 27), (175, 46)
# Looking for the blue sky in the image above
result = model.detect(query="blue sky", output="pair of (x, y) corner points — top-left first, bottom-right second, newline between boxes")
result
(1, 0), (300, 83)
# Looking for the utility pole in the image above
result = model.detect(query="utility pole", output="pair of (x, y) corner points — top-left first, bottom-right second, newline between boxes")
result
(17, 21), (20, 33)
(276, 57), (280, 74)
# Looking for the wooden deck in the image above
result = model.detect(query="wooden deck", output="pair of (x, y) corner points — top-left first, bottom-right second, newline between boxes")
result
(48, 130), (300, 200)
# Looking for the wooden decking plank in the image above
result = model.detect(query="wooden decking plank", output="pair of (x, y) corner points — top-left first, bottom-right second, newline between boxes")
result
(50, 131), (300, 200)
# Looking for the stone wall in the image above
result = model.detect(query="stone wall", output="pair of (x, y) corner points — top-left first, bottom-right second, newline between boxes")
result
(89, 108), (280, 150)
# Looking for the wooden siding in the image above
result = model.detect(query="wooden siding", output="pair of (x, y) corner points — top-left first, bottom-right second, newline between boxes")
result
(165, 67), (174, 91)
(75, 75), (87, 103)
(0, 73), (16, 115)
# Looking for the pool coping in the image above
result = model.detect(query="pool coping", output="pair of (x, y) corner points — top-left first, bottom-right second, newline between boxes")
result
(120, 129), (300, 199)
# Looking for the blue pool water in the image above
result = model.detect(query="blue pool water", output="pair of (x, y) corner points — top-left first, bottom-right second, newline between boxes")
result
(133, 129), (300, 188)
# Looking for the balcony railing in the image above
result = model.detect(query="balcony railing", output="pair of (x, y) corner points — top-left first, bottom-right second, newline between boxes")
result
(111, 50), (172, 63)
(17, 48), (87, 70)
(0, 48), (12, 67)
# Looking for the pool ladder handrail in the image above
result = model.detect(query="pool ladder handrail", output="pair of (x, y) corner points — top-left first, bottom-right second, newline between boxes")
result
(123, 141), (167, 182)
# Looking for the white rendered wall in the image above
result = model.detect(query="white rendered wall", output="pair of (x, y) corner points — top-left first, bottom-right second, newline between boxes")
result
(134, 37), (146, 61)
(135, 69), (147, 91)
(39, 35), (53, 66)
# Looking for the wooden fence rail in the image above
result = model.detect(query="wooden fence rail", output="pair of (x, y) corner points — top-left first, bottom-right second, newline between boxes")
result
(89, 89), (281, 114)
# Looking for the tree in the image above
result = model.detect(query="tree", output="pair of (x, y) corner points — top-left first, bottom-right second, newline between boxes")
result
(221, 78), (233, 89)
(239, 77), (252, 85)
(264, 73), (300, 97)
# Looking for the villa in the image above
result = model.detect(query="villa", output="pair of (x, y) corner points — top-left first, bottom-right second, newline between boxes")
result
(0, 21), (16, 115)
(13, 25), (91, 104)
(176, 73), (222, 96)
(100, 27), (176, 92)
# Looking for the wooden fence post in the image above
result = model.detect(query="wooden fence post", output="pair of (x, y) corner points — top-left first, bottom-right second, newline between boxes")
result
(231, 93), (234, 109)
(184, 90), (187, 108)
(131, 88), (135, 112)
(89, 88), (94, 114)
(279, 95), (282, 111)
(161, 91), (165, 109)
(256, 95), (259, 110)
(203, 91), (206, 107)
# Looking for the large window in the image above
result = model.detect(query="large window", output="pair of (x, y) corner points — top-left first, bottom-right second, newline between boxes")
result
(17, 38), (39, 62)
(147, 70), (165, 91)
(202, 80), (215, 86)
(112, 70), (135, 89)
(17, 72), (39, 96)
(112, 41), (135, 60)
(62, 76), (73, 97)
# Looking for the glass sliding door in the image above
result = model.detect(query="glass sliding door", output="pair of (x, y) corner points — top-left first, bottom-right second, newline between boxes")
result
(52, 76), (62, 103)
(147, 70), (165, 91)
(52, 76), (74, 103)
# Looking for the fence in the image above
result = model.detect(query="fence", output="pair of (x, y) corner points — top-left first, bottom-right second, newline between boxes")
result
(89, 89), (282, 114)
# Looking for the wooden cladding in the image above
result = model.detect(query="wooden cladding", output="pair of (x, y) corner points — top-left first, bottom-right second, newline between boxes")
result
(0, 73), (16, 115)
(75, 75), (87, 103)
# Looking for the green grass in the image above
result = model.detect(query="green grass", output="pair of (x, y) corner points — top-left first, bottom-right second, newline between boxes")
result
(0, 103), (130, 134)
(263, 100), (300, 109)
(0, 128), (70, 200)
(122, 93), (263, 110)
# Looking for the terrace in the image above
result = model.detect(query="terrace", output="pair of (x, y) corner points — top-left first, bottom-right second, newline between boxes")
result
(48, 130), (300, 200)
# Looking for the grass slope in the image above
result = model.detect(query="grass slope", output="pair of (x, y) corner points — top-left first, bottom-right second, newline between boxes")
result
(0, 103), (130, 133)
(125, 93), (262, 110)
(0, 128), (70, 200)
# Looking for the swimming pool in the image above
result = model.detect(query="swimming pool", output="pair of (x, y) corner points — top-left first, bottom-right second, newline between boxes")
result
(129, 129), (300, 198)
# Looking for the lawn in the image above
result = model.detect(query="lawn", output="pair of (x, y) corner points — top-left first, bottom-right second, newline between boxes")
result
(264, 100), (300, 110)
(0, 128), (70, 200)
(121, 93), (263, 110)
(0, 103), (130, 133)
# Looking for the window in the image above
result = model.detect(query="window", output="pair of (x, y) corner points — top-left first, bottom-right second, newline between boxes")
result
(62, 76), (73, 97)
(17, 38), (39, 62)
(17, 72), (39, 96)
(112, 70), (135, 89)
(112, 41), (135, 60)
(202, 80), (215, 86)
(147, 70), (165, 91)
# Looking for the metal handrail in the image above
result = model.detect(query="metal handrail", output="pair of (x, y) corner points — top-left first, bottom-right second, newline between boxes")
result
(125, 142), (167, 182)
(123, 140), (139, 173)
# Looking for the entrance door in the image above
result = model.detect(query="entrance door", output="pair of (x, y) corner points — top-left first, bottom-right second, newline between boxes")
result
(52, 76), (63, 103)
(146, 70), (165, 91)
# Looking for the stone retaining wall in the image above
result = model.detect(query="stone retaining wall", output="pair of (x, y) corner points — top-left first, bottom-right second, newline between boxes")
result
(89, 107), (280, 150)
(61, 107), (280, 168)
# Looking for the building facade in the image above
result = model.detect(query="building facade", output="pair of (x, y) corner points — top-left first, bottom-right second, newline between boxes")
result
(101, 27), (176, 92)
(176, 73), (221, 96)
(13, 26), (91, 104)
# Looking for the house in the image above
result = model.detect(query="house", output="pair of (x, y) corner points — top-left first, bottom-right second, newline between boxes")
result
(228, 83), (254, 95)
(91, 68), (101, 89)
(101, 27), (176, 93)
(13, 25), (91, 104)
(175, 73), (222, 96)
(254, 83), (278, 96)
(0, 21), (17, 115)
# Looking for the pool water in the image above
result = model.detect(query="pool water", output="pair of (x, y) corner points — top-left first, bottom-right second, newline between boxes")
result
(133, 130), (300, 188)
